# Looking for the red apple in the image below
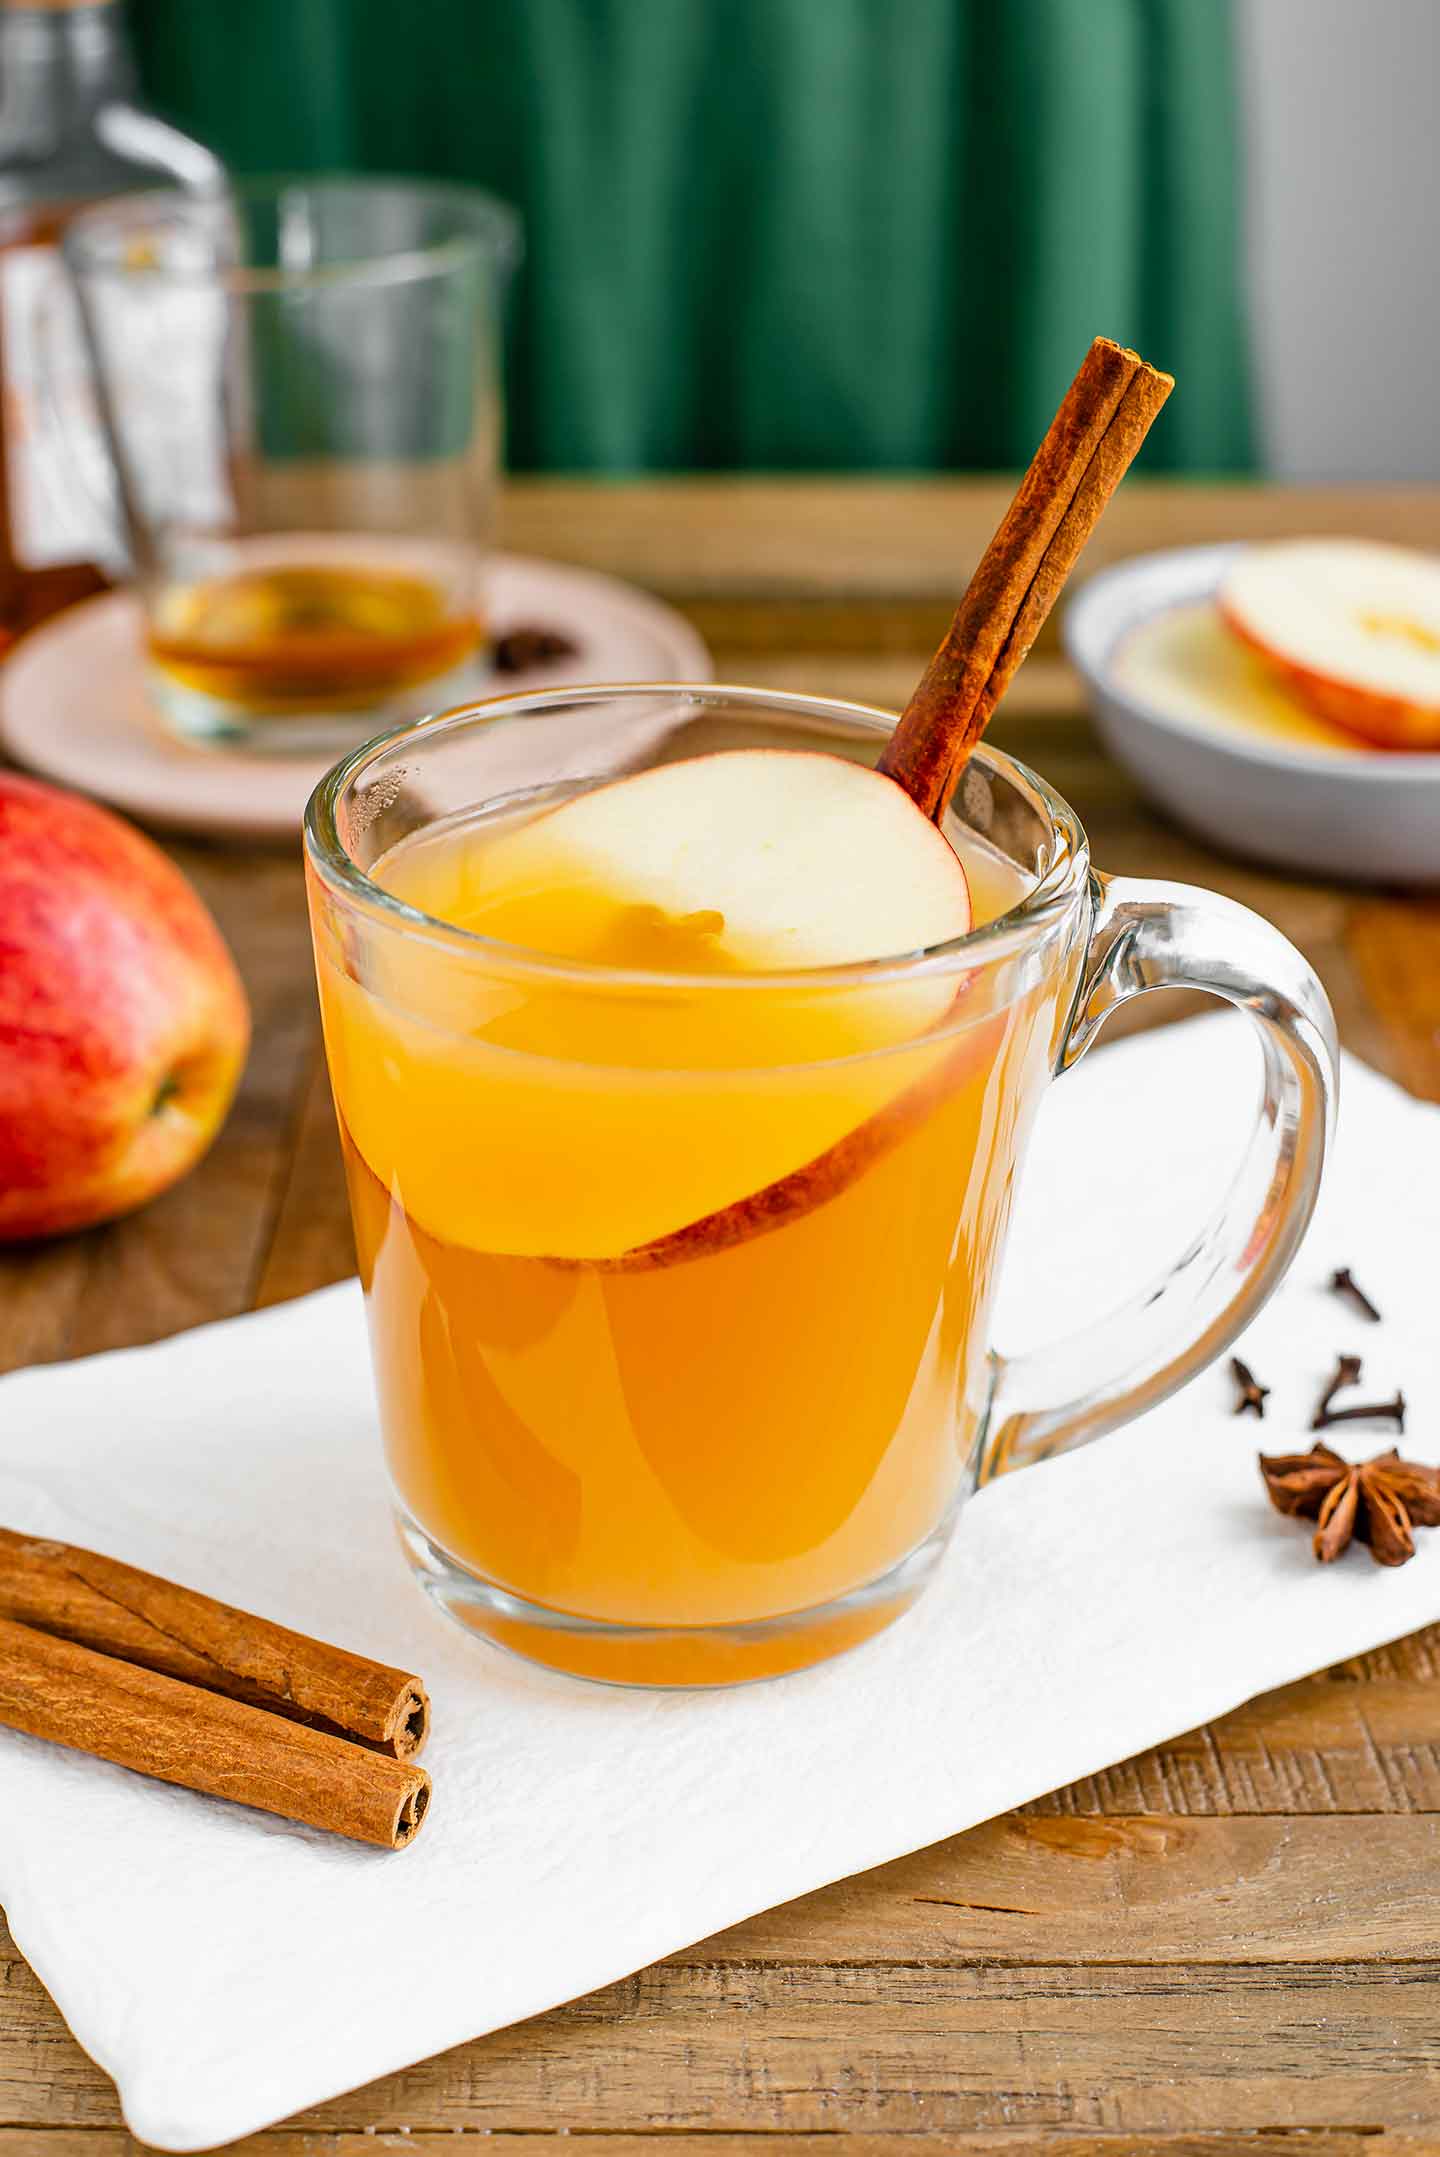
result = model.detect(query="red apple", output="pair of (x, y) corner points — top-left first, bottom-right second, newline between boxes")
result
(0, 773), (250, 1240)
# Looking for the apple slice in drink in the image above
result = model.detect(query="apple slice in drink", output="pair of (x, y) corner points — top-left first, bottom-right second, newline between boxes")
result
(539, 336), (1173, 1268)
(1219, 539), (1440, 750)
(463, 748), (973, 971)
(453, 747), (979, 1268)
(337, 338), (1172, 1270)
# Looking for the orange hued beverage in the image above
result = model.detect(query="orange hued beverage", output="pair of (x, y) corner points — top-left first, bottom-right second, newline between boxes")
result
(148, 560), (482, 716)
(312, 786), (1066, 1683)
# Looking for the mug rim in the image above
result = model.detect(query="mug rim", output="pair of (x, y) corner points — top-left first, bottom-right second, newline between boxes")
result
(303, 683), (1092, 994)
(62, 173), (523, 295)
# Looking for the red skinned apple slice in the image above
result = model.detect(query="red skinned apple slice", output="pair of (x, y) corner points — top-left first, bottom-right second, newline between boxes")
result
(1219, 539), (1440, 750)
(468, 745), (977, 1268)
(529, 338), (1172, 1268)
(468, 747), (973, 974)
(582, 1000), (1004, 1272)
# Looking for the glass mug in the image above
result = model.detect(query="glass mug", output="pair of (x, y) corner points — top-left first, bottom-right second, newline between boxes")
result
(305, 686), (1337, 1688)
(56, 178), (519, 750)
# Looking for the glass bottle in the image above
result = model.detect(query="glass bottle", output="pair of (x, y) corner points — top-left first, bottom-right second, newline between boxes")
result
(0, 0), (218, 647)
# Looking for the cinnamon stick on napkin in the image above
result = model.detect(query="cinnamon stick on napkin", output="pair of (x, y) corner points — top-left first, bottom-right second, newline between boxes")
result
(0, 1529), (432, 1849)
(0, 1525), (428, 1755)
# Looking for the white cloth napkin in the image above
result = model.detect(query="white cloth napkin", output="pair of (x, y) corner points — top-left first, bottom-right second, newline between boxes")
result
(2, 1015), (1437, 2152)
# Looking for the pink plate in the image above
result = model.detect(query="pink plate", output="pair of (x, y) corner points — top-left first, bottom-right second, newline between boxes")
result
(0, 554), (712, 842)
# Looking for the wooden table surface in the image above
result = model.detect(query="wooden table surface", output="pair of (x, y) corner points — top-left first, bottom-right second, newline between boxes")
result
(4, 478), (1440, 2154)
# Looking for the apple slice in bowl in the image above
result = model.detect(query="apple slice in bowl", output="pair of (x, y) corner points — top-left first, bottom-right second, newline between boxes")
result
(1065, 540), (1440, 885)
(1219, 538), (1440, 751)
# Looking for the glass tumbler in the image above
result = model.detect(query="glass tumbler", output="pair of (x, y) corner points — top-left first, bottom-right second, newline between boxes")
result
(305, 686), (1338, 1688)
(57, 177), (519, 749)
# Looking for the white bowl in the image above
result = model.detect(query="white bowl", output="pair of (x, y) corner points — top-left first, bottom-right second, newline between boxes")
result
(1063, 542), (1440, 885)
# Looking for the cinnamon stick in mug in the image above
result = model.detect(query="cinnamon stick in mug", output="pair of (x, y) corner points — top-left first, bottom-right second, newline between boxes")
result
(0, 1527), (429, 1760)
(0, 1617), (431, 1850)
(878, 336), (1174, 823)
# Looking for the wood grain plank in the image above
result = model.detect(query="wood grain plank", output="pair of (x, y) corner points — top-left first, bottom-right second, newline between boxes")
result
(5, 1817), (1440, 2134)
(3, 2140), (1430, 2157)
(1029, 1657), (1440, 1817)
(711, 649), (1085, 714)
(4, 1800), (1439, 2053)
(251, 1049), (354, 1310)
(0, 851), (317, 1376)
(0, 1239), (91, 1377)
(253, 1962), (1440, 2139)
(705, 1813), (1440, 1965)
(1345, 900), (1440, 1104)
(504, 477), (1440, 606)
(7, 1956), (1440, 2138)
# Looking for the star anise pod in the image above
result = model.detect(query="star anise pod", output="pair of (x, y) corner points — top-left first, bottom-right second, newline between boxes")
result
(1259, 1442), (1440, 1565)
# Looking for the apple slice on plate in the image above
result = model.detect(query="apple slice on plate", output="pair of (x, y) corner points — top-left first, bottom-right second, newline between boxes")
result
(1219, 539), (1440, 750)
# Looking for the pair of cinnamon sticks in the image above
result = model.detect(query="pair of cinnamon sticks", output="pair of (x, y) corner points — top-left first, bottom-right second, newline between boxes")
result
(0, 1526), (432, 1849)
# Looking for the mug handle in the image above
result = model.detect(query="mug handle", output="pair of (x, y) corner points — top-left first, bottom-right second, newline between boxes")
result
(980, 873), (1339, 1481)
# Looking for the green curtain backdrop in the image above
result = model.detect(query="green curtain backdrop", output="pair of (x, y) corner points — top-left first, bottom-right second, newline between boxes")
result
(130, 0), (1253, 475)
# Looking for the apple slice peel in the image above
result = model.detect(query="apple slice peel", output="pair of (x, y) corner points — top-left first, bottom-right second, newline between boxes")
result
(406, 338), (1171, 1268)
(1219, 538), (1440, 750)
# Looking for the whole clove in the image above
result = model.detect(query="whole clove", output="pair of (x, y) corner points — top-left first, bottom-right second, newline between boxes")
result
(1330, 1267), (1381, 1324)
(1310, 1352), (1364, 1428)
(1230, 1356), (1270, 1418)
(1314, 1391), (1407, 1435)
(493, 625), (581, 674)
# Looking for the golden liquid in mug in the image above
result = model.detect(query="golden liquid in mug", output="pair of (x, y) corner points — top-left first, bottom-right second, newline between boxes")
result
(313, 794), (1064, 1682)
(148, 559), (482, 714)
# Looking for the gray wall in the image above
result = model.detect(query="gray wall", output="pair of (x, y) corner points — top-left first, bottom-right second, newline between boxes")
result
(1238, 0), (1440, 482)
